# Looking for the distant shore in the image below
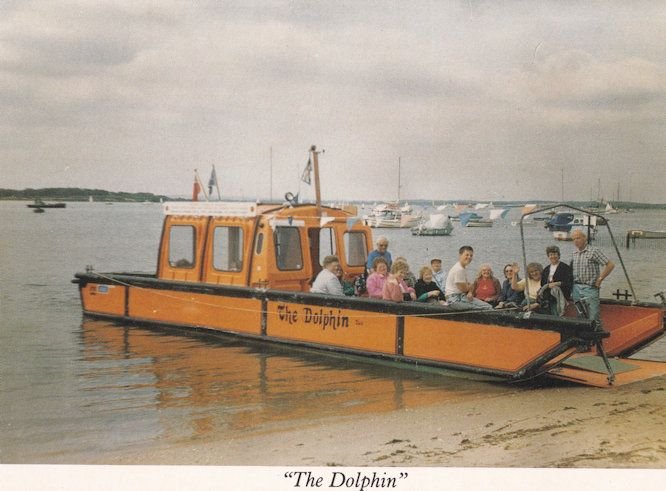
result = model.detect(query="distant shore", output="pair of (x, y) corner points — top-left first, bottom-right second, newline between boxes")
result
(0, 187), (171, 203)
(63, 376), (666, 468)
(2, 188), (665, 208)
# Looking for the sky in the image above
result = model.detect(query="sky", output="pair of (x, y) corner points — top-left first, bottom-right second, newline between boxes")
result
(1, 0), (665, 203)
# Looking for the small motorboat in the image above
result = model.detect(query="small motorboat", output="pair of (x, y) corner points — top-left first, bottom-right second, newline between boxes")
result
(27, 199), (66, 209)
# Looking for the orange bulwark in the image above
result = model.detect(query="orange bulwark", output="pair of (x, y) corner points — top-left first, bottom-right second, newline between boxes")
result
(74, 199), (666, 387)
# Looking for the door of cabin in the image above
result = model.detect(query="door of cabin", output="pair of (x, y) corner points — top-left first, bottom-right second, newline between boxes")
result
(307, 227), (337, 282)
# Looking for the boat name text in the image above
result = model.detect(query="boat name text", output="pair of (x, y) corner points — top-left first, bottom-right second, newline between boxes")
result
(277, 304), (349, 330)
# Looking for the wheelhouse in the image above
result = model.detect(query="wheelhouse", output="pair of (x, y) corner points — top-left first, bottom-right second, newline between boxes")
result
(158, 201), (372, 291)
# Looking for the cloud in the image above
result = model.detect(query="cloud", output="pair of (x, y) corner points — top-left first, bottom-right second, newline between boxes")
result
(0, 1), (664, 202)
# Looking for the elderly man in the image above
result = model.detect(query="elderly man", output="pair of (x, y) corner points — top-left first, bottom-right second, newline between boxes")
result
(444, 246), (492, 310)
(366, 236), (392, 273)
(570, 230), (615, 326)
(311, 255), (344, 295)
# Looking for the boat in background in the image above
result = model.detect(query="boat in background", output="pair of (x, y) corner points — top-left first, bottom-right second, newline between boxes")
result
(604, 202), (619, 214)
(363, 202), (420, 228)
(545, 212), (598, 241)
(26, 198), (66, 209)
(459, 209), (508, 228)
(411, 214), (454, 236)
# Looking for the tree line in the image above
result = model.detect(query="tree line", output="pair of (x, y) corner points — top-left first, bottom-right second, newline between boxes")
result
(0, 187), (170, 202)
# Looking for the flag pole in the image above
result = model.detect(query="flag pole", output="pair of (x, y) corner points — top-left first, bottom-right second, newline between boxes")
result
(310, 145), (322, 215)
(214, 165), (222, 201)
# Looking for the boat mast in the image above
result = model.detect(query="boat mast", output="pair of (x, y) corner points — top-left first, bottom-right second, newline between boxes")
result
(398, 156), (401, 202)
(269, 146), (273, 201)
(310, 145), (322, 214)
(561, 167), (564, 202)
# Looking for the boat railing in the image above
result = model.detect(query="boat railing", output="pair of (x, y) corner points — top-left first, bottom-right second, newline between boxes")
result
(518, 203), (637, 304)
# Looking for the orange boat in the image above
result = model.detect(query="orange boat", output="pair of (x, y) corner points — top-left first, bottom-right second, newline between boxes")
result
(73, 147), (666, 387)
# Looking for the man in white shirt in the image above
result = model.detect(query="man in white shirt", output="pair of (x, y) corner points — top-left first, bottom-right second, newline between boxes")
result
(311, 255), (344, 295)
(445, 246), (492, 310)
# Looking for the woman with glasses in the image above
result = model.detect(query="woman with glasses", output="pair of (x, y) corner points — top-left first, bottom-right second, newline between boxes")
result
(365, 236), (392, 274)
(495, 264), (525, 309)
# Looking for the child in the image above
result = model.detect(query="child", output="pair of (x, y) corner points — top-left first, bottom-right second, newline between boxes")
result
(430, 258), (446, 291)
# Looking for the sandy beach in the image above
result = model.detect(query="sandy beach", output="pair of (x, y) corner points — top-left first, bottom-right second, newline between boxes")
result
(85, 376), (665, 468)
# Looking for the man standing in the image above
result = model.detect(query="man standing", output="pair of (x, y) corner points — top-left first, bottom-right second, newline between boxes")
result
(311, 256), (344, 295)
(444, 246), (492, 310)
(366, 236), (392, 273)
(570, 230), (615, 326)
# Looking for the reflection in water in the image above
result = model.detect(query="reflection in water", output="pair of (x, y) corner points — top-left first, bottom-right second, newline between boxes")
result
(78, 320), (504, 452)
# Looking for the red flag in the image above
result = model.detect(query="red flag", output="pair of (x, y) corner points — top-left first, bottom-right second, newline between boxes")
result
(192, 178), (200, 201)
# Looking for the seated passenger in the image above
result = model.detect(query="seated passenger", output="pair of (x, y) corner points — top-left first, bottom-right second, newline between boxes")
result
(444, 246), (492, 310)
(335, 264), (355, 296)
(415, 266), (446, 303)
(310, 255), (344, 295)
(394, 256), (417, 289)
(382, 261), (417, 302)
(430, 258), (446, 291)
(366, 236), (392, 273)
(471, 264), (501, 306)
(366, 257), (389, 299)
(511, 262), (546, 312)
(495, 263), (524, 308)
(540, 245), (573, 316)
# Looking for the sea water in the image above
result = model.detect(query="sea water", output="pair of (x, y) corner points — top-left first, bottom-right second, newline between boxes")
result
(1, 200), (664, 462)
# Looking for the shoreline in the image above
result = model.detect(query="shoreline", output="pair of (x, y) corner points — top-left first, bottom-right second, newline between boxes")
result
(75, 376), (665, 468)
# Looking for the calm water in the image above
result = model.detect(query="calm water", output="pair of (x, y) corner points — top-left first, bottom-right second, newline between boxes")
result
(1, 200), (665, 463)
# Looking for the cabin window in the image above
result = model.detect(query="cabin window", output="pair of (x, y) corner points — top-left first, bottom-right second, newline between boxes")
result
(274, 226), (303, 270)
(169, 225), (196, 268)
(344, 231), (367, 267)
(255, 232), (264, 255)
(213, 226), (244, 271)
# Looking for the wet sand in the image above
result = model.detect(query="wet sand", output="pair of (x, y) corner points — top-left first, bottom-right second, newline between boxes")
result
(90, 377), (666, 468)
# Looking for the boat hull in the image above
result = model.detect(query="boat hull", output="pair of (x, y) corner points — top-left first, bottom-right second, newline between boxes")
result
(27, 203), (66, 208)
(465, 220), (493, 228)
(411, 225), (453, 236)
(73, 272), (664, 384)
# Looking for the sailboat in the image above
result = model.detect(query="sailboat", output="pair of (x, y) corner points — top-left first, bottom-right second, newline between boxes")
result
(604, 202), (619, 214)
(363, 158), (420, 228)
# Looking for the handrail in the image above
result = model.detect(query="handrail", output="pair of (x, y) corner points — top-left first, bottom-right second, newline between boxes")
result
(519, 203), (637, 303)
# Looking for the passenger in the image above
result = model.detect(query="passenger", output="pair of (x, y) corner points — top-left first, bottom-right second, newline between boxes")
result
(310, 255), (344, 295)
(394, 256), (417, 289)
(335, 264), (355, 296)
(444, 246), (493, 310)
(540, 245), (573, 316)
(382, 261), (416, 302)
(495, 264), (524, 309)
(366, 236), (392, 273)
(366, 257), (390, 299)
(470, 264), (501, 306)
(415, 266), (446, 303)
(430, 258), (446, 291)
(511, 262), (546, 312)
(570, 230), (615, 327)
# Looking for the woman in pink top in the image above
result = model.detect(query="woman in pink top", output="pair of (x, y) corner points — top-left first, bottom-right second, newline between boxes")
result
(382, 261), (416, 302)
(471, 264), (501, 306)
(366, 257), (389, 298)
